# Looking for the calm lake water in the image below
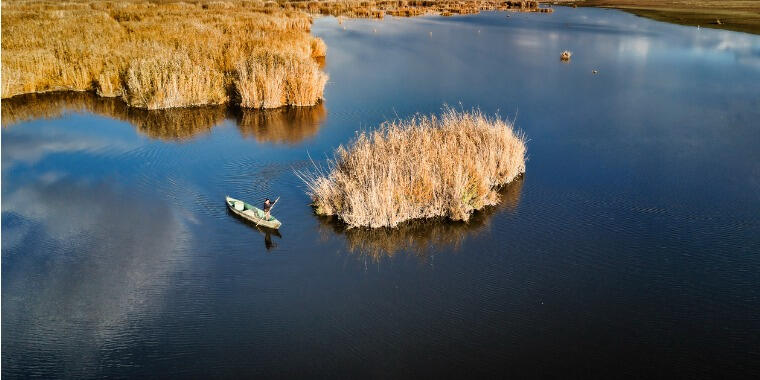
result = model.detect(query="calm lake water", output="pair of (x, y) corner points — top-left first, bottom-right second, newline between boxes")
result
(3, 7), (760, 378)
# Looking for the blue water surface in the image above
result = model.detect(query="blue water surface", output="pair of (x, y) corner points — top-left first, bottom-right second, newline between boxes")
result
(3, 7), (760, 378)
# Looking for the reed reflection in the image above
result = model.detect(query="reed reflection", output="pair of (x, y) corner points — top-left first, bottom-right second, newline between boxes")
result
(235, 104), (326, 144)
(2, 92), (127, 126)
(2, 92), (326, 144)
(319, 177), (523, 261)
(129, 106), (227, 140)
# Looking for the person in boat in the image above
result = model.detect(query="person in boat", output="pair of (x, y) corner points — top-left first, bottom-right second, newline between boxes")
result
(263, 198), (273, 220)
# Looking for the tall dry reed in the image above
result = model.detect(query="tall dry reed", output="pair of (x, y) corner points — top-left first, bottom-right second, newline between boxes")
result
(124, 54), (228, 110)
(299, 106), (526, 228)
(234, 52), (328, 108)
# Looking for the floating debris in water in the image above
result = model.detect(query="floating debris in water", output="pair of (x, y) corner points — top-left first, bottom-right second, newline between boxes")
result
(560, 50), (572, 61)
(592, 70), (599, 74)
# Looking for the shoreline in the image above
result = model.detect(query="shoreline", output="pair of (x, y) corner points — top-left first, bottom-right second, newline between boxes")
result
(552, 0), (760, 35)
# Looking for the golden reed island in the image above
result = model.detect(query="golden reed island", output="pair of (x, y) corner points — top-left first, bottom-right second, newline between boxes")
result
(299, 107), (526, 228)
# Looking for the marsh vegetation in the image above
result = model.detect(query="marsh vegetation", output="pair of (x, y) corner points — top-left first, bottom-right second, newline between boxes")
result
(300, 107), (526, 228)
(2, 0), (754, 113)
(0, 1), (561, 110)
(1, 0), (328, 109)
(318, 178), (523, 259)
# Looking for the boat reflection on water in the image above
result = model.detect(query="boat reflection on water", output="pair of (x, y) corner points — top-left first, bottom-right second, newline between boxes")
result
(226, 207), (282, 251)
(318, 177), (524, 261)
(2, 92), (326, 144)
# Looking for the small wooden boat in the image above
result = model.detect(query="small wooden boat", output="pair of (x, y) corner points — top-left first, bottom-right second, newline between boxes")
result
(226, 196), (282, 229)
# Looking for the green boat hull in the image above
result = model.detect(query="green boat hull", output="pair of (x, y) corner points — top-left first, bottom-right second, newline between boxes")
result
(226, 196), (282, 229)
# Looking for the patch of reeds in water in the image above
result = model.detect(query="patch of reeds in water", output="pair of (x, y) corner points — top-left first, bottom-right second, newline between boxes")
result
(234, 53), (328, 109)
(317, 178), (523, 260)
(299, 106), (526, 228)
(2, 1), (328, 110)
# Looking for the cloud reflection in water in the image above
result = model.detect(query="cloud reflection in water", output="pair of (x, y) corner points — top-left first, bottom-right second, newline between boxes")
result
(2, 176), (191, 377)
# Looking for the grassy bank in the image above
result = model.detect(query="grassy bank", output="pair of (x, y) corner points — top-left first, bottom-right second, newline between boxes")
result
(554, 0), (760, 34)
(1, 0), (328, 109)
(300, 107), (526, 228)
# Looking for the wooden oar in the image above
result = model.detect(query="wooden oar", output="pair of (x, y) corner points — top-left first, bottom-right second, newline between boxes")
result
(269, 196), (280, 212)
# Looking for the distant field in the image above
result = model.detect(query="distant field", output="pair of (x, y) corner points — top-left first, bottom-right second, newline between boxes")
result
(554, 0), (760, 34)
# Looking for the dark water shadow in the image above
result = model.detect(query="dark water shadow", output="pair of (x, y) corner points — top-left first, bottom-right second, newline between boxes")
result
(225, 207), (283, 251)
(2, 92), (326, 144)
(317, 177), (524, 261)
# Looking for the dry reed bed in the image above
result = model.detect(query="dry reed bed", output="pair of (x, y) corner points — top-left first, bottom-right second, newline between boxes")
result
(300, 107), (526, 228)
(318, 178), (523, 259)
(2, 0), (328, 109)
